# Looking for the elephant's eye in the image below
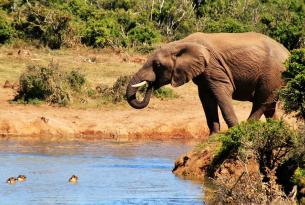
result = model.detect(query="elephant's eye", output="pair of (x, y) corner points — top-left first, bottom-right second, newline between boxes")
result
(154, 61), (162, 69)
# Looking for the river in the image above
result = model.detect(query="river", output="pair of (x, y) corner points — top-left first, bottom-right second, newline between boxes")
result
(0, 139), (204, 205)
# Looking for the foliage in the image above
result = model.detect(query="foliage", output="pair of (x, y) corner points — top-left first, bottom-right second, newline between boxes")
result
(203, 18), (253, 33)
(217, 120), (299, 172)
(207, 119), (305, 203)
(280, 49), (305, 119)
(153, 87), (178, 100)
(81, 15), (125, 48)
(13, 2), (72, 49)
(66, 70), (86, 92)
(1, 0), (305, 49)
(292, 167), (305, 187)
(127, 24), (161, 46)
(0, 12), (13, 44)
(14, 63), (86, 106)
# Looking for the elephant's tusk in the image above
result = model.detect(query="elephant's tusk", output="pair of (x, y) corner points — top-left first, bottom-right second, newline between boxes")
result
(131, 81), (147, 88)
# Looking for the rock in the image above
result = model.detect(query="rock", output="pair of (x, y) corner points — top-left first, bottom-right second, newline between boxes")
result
(172, 149), (211, 179)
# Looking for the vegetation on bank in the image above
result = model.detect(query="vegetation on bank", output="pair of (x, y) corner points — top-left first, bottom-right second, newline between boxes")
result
(12, 62), (178, 106)
(0, 0), (304, 50)
(191, 120), (304, 204)
(280, 48), (305, 119)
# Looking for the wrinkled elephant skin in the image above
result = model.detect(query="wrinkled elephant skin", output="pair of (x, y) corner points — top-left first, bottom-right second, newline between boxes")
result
(126, 32), (290, 135)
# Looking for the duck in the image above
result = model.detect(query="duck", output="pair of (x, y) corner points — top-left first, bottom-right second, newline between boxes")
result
(69, 175), (78, 184)
(17, 175), (27, 182)
(6, 177), (17, 184)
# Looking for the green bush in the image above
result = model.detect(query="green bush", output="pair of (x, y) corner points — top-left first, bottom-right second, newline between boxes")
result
(280, 49), (305, 119)
(153, 87), (178, 100)
(81, 16), (126, 48)
(260, 13), (304, 50)
(127, 24), (161, 46)
(0, 14), (12, 44)
(15, 63), (86, 105)
(67, 70), (86, 92)
(217, 120), (298, 171)
(14, 3), (72, 49)
(203, 18), (253, 33)
(207, 119), (305, 203)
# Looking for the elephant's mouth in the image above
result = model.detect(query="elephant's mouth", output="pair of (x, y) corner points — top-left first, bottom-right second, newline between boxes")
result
(126, 74), (154, 109)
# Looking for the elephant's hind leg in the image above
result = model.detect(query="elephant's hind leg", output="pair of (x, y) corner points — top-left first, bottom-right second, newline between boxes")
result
(248, 74), (280, 120)
(264, 102), (278, 119)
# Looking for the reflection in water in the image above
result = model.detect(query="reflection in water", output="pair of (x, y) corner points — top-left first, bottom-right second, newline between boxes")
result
(0, 140), (204, 205)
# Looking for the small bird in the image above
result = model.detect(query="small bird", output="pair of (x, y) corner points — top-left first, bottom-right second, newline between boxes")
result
(17, 175), (27, 182)
(69, 175), (78, 184)
(6, 177), (17, 184)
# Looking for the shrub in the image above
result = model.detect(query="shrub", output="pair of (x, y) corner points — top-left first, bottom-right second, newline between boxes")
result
(203, 18), (253, 33)
(81, 16), (126, 48)
(67, 70), (86, 92)
(260, 13), (304, 50)
(127, 24), (161, 46)
(0, 14), (12, 44)
(14, 3), (72, 49)
(280, 49), (305, 119)
(153, 87), (178, 99)
(259, 0), (305, 50)
(15, 63), (86, 105)
(217, 120), (298, 172)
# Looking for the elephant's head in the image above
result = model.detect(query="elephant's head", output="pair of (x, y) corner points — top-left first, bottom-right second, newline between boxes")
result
(126, 42), (210, 109)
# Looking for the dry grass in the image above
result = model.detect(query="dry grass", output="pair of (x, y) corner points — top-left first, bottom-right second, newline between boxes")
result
(0, 45), (140, 87)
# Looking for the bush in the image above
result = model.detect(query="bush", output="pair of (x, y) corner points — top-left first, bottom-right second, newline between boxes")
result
(127, 24), (161, 46)
(153, 87), (178, 99)
(0, 14), (12, 44)
(217, 120), (299, 172)
(205, 119), (304, 203)
(67, 70), (86, 92)
(14, 3), (72, 49)
(15, 63), (86, 105)
(203, 18), (253, 33)
(280, 49), (305, 119)
(81, 16), (126, 48)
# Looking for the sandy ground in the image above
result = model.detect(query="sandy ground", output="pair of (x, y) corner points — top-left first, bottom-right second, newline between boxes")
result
(0, 84), (256, 141)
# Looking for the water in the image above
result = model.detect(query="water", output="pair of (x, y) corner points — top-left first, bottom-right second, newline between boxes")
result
(0, 140), (204, 205)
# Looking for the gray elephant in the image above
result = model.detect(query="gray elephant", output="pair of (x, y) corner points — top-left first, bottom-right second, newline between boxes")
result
(126, 32), (290, 135)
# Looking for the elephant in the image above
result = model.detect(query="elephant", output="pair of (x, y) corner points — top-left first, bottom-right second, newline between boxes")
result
(126, 32), (290, 135)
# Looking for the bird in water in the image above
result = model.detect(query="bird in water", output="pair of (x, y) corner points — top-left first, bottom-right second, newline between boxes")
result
(69, 175), (78, 184)
(17, 175), (27, 182)
(6, 177), (17, 184)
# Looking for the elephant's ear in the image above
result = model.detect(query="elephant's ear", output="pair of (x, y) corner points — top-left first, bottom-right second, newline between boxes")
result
(171, 43), (210, 87)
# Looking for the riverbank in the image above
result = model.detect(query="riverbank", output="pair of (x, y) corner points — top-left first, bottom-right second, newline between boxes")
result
(0, 85), (256, 141)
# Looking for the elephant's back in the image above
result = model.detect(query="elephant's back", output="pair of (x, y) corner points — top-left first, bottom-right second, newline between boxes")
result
(182, 32), (290, 63)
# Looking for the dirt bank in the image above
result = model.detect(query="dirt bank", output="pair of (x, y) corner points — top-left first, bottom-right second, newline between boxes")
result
(0, 85), (255, 140)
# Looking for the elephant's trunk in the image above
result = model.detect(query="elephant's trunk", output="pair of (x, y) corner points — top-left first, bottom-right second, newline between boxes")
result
(126, 74), (153, 109)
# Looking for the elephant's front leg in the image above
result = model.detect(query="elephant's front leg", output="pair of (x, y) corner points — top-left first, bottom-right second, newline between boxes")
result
(198, 87), (220, 135)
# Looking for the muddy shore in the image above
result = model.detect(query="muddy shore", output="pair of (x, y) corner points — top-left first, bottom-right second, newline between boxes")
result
(0, 86), (255, 141)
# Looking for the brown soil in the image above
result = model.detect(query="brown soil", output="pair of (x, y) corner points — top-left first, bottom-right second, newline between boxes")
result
(0, 84), (254, 140)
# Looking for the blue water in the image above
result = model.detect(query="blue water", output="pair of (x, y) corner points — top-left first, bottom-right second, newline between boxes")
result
(0, 140), (204, 205)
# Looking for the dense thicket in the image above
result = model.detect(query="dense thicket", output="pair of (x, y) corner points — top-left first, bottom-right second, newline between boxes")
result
(0, 0), (304, 49)
(280, 48), (305, 119)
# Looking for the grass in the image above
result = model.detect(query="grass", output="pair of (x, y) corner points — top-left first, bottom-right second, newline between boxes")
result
(0, 45), (140, 86)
